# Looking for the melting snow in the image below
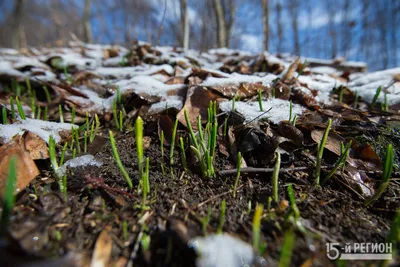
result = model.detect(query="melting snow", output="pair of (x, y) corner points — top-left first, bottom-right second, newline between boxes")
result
(0, 118), (77, 144)
(57, 154), (103, 177)
(220, 98), (304, 124)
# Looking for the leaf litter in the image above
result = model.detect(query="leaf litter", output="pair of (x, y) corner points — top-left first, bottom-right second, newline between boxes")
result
(0, 41), (399, 266)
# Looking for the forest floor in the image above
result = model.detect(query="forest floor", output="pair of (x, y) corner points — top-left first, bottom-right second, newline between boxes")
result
(0, 41), (399, 267)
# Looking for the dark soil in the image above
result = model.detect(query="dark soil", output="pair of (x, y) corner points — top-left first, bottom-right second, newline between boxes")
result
(1, 118), (399, 267)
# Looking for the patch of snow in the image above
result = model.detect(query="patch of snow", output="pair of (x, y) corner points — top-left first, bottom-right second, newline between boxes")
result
(0, 61), (25, 77)
(57, 154), (102, 177)
(310, 66), (340, 75)
(148, 95), (184, 114)
(0, 118), (77, 144)
(95, 64), (174, 78)
(188, 234), (255, 267)
(220, 98), (303, 124)
(201, 73), (276, 87)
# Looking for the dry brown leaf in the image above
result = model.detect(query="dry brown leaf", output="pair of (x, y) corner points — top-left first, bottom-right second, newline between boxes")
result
(23, 131), (49, 160)
(0, 135), (40, 197)
(311, 130), (344, 157)
(282, 57), (301, 82)
(176, 85), (221, 129)
(90, 225), (113, 267)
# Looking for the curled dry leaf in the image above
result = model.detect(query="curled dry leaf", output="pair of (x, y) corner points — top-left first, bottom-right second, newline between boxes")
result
(177, 85), (221, 128)
(90, 225), (113, 267)
(282, 57), (301, 82)
(23, 131), (49, 160)
(0, 135), (40, 197)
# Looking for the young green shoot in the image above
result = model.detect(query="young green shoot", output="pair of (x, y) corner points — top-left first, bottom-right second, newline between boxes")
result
(25, 76), (32, 95)
(217, 200), (226, 234)
(322, 141), (352, 184)
(49, 135), (66, 198)
(0, 156), (17, 236)
(74, 128), (81, 153)
(83, 131), (88, 153)
(253, 204), (264, 253)
(43, 85), (51, 103)
(231, 95), (236, 111)
(160, 130), (165, 175)
(113, 98), (120, 130)
(338, 85), (344, 103)
(371, 86), (382, 106)
(142, 157), (150, 211)
(169, 119), (179, 165)
(233, 152), (242, 198)
(258, 90), (264, 111)
(202, 207), (212, 235)
(272, 151), (281, 202)
(30, 91), (36, 119)
(109, 130), (133, 189)
(354, 90), (359, 108)
(119, 110), (124, 131)
(292, 115), (297, 126)
(2, 107), (7, 124)
(59, 142), (68, 166)
(59, 105), (64, 123)
(315, 119), (332, 186)
(135, 116), (144, 182)
(364, 144), (394, 207)
(179, 137), (187, 171)
(288, 100), (293, 122)
(279, 227), (295, 267)
(15, 97), (26, 120)
(36, 107), (41, 120)
(63, 66), (73, 84)
(296, 60), (307, 78)
(122, 220), (128, 241)
(71, 106), (76, 124)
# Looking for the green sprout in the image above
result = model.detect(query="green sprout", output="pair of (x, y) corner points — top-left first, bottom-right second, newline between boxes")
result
(322, 141), (352, 184)
(59, 142), (68, 166)
(135, 116), (144, 181)
(109, 130), (132, 189)
(170, 119), (179, 165)
(202, 207), (212, 235)
(286, 184), (300, 222)
(2, 107), (7, 124)
(142, 157), (150, 211)
(297, 60), (307, 78)
(15, 97), (26, 120)
(279, 228), (295, 267)
(184, 107), (218, 178)
(36, 107), (41, 120)
(179, 137), (187, 171)
(119, 110), (124, 131)
(122, 220), (128, 241)
(83, 131), (88, 153)
(383, 93), (389, 111)
(288, 100), (293, 122)
(160, 130), (165, 175)
(217, 200), (226, 234)
(253, 204), (265, 254)
(292, 115), (297, 126)
(0, 156), (17, 236)
(71, 107), (76, 124)
(74, 128), (81, 154)
(258, 90), (264, 111)
(113, 98), (120, 130)
(43, 85), (51, 103)
(25, 76), (32, 95)
(371, 86), (382, 106)
(30, 91), (36, 119)
(354, 90), (359, 108)
(59, 105), (64, 123)
(338, 85), (344, 103)
(63, 66), (73, 84)
(233, 152), (242, 198)
(272, 151), (281, 202)
(364, 144), (394, 207)
(49, 135), (67, 199)
(315, 119), (332, 186)
(89, 114), (100, 142)
(232, 95), (236, 111)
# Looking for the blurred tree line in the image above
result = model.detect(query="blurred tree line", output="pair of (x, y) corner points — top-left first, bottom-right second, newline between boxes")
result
(0, 0), (398, 70)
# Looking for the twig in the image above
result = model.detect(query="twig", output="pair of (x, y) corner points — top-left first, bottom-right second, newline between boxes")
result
(156, 0), (167, 46)
(218, 166), (332, 176)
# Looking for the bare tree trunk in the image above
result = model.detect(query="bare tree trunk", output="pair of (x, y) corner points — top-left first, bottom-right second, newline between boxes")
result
(83, 0), (92, 43)
(180, 0), (189, 50)
(288, 0), (300, 55)
(327, 0), (337, 59)
(378, 1), (389, 69)
(225, 0), (235, 48)
(390, 0), (398, 67)
(361, 0), (369, 62)
(261, 0), (269, 52)
(276, 0), (283, 54)
(341, 0), (351, 58)
(213, 0), (227, 47)
(11, 0), (26, 49)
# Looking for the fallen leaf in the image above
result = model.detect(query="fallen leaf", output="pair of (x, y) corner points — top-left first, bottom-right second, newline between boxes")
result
(0, 135), (40, 197)
(23, 131), (49, 160)
(90, 226), (113, 267)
